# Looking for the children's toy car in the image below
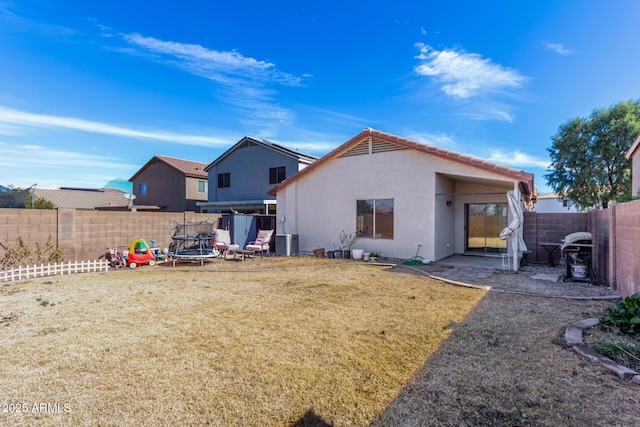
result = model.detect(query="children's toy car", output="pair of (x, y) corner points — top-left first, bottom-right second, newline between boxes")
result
(126, 239), (156, 268)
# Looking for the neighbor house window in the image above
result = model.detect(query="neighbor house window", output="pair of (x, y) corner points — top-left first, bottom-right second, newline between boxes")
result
(269, 166), (286, 184)
(198, 180), (207, 193)
(356, 199), (394, 239)
(139, 182), (147, 195)
(217, 173), (230, 188)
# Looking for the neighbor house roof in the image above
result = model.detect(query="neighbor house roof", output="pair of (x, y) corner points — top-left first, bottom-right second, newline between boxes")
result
(130, 155), (208, 181)
(537, 191), (563, 200)
(268, 128), (535, 198)
(34, 187), (129, 210)
(204, 136), (317, 172)
(626, 133), (640, 159)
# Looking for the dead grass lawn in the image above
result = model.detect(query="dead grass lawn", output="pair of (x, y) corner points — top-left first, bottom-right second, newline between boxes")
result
(0, 259), (484, 426)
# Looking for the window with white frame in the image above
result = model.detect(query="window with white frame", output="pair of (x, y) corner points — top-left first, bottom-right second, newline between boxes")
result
(356, 198), (394, 239)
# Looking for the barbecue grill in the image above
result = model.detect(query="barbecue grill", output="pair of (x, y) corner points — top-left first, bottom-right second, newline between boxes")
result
(561, 232), (594, 282)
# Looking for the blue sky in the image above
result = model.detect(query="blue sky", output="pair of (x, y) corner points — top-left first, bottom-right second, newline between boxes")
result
(1, 1), (639, 194)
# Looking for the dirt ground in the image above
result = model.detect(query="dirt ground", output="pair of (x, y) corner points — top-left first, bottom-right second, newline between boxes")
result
(374, 261), (639, 427)
(1, 257), (638, 426)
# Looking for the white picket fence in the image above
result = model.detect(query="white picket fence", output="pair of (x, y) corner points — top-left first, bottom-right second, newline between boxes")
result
(0, 260), (110, 283)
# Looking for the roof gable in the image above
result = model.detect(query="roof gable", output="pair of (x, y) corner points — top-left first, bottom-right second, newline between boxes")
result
(130, 155), (208, 181)
(268, 128), (535, 197)
(204, 136), (317, 172)
(626, 133), (640, 159)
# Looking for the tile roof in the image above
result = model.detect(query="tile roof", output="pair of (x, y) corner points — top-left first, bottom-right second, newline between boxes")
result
(268, 128), (535, 197)
(130, 155), (208, 181)
(34, 188), (130, 210)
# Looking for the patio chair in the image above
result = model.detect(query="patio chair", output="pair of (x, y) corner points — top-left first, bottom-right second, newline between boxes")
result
(245, 229), (274, 258)
(214, 229), (239, 260)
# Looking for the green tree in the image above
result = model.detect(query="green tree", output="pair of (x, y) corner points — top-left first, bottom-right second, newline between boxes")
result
(25, 190), (55, 209)
(545, 100), (640, 209)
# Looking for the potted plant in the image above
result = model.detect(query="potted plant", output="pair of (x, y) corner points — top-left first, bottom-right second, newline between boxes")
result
(339, 230), (357, 259)
(368, 250), (380, 262)
(332, 243), (342, 259)
(312, 245), (325, 258)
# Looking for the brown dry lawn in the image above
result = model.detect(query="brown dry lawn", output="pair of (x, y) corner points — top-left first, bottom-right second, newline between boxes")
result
(1, 259), (482, 426)
(1, 258), (638, 426)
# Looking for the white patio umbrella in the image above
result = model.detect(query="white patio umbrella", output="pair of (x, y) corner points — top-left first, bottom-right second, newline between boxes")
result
(500, 190), (527, 270)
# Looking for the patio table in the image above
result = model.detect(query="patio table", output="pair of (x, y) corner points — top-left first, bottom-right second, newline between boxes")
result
(538, 242), (561, 267)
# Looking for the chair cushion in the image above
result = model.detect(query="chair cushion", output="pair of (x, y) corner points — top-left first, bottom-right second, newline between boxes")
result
(215, 229), (231, 245)
(254, 229), (274, 245)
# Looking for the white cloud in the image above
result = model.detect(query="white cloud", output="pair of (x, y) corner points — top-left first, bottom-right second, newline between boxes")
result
(0, 105), (231, 147)
(405, 131), (457, 148)
(0, 141), (138, 188)
(414, 43), (529, 98)
(121, 33), (297, 82)
(486, 149), (550, 169)
(117, 33), (307, 131)
(543, 42), (575, 56)
(462, 108), (515, 122)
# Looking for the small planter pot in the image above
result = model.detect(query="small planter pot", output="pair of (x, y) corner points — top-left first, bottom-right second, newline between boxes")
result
(363, 252), (370, 261)
(341, 250), (351, 259)
(313, 248), (325, 258)
(326, 250), (335, 259)
(334, 250), (343, 259)
(351, 249), (364, 260)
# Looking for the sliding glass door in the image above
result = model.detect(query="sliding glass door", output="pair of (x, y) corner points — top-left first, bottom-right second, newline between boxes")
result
(465, 203), (507, 254)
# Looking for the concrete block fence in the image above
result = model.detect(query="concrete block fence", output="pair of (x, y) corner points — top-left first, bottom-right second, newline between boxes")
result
(1, 201), (639, 296)
(0, 208), (221, 263)
(523, 199), (640, 297)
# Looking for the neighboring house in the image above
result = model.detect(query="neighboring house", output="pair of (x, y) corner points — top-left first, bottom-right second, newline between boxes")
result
(533, 192), (577, 213)
(129, 155), (208, 212)
(197, 136), (317, 214)
(33, 187), (129, 210)
(268, 128), (536, 262)
(626, 133), (640, 198)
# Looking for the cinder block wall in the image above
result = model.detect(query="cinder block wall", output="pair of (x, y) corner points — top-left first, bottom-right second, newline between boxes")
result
(0, 208), (58, 254)
(0, 209), (221, 262)
(522, 212), (590, 265)
(590, 208), (612, 287)
(611, 200), (640, 297)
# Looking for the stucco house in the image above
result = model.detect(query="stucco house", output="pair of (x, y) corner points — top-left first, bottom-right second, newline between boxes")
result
(129, 155), (208, 212)
(626, 133), (640, 198)
(268, 128), (535, 264)
(533, 192), (577, 213)
(197, 136), (317, 214)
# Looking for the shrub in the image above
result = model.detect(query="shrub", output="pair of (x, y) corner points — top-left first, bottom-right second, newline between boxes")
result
(0, 236), (64, 269)
(599, 293), (640, 336)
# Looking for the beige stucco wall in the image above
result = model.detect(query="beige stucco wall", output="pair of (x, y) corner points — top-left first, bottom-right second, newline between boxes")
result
(632, 152), (640, 198)
(185, 176), (208, 203)
(275, 148), (521, 261)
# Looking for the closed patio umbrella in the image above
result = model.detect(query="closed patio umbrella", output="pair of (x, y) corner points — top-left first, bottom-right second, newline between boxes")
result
(500, 190), (527, 270)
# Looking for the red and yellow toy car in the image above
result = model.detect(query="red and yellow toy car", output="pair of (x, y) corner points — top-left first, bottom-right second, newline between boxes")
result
(125, 239), (156, 268)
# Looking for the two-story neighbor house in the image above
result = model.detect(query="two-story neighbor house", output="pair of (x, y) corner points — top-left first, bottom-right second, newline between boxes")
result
(129, 155), (208, 212)
(197, 136), (317, 214)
